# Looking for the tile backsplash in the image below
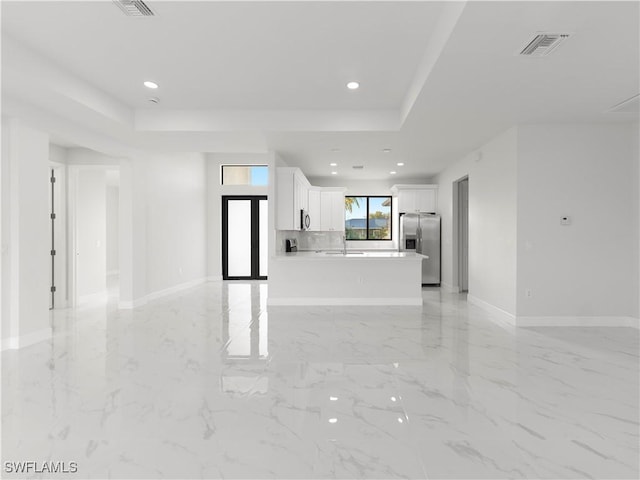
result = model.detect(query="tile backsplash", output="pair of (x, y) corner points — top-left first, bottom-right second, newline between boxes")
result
(276, 230), (344, 252)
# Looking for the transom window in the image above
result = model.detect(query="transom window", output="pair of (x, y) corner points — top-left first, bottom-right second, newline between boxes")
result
(221, 165), (268, 186)
(345, 196), (392, 240)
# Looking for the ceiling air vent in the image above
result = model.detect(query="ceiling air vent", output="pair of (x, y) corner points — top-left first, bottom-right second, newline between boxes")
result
(519, 33), (570, 57)
(113, 0), (154, 17)
(352, 165), (364, 170)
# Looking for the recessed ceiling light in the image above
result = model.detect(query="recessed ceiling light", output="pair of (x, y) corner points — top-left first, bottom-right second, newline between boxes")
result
(329, 418), (338, 424)
(397, 162), (404, 166)
(144, 81), (158, 89)
(331, 171), (338, 175)
(383, 148), (391, 153)
(330, 163), (337, 167)
(390, 171), (397, 175)
(346, 81), (360, 90)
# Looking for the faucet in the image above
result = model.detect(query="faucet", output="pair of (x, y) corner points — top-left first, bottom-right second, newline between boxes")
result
(342, 235), (347, 255)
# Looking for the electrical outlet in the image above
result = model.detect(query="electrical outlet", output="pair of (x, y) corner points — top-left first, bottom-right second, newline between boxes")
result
(525, 289), (532, 298)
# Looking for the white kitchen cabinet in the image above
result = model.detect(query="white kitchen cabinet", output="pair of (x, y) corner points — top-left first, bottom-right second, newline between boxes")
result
(276, 167), (311, 230)
(391, 185), (438, 213)
(307, 187), (321, 231)
(320, 189), (346, 232)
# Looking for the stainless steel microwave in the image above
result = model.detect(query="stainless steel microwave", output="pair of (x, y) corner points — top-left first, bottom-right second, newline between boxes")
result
(300, 209), (311, 231)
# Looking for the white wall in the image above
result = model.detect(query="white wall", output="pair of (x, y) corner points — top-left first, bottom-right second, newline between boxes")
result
(106, 185), (119, 275)
(206, 153), (270, 279)
(436, 127), (518, 315)
(145, 152), (207, 295)
(1, 118), (50, 348)
(75, 169), (107, 300)
(50, 144), (67, 164)
(1, 119), (10, 344)
(517, 124), (639, 319)
(636, 123), (640, 319)
(67, 147), (120, 166)
(119, 157), (146, 306)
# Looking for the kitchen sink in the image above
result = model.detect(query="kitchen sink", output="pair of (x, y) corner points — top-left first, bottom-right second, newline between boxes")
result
(324, 251), (364, 255)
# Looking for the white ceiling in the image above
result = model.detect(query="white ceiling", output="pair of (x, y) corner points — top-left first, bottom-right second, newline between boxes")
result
(2, 1), (443, 110)
(2, 1), (639, 180)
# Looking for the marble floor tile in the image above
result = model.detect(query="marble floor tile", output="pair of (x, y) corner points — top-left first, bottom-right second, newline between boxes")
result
(1, 282), (638, 479)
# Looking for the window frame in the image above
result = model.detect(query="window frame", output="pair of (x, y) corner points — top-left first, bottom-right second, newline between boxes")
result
(220, 164), (269, 186)
(345, 195), (393, 241)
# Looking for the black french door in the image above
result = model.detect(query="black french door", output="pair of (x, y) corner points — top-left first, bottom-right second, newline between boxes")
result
(222, 196), (268, 280)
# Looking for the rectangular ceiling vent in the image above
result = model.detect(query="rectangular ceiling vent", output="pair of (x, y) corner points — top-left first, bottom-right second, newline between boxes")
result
(519, 33), (570, 57)
(113, 0), (154, 17)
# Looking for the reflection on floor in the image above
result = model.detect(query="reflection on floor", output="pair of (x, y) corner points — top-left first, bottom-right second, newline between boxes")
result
(2, 282), (638, 479)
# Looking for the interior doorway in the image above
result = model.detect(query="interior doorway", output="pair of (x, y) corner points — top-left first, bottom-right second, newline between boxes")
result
(456, 177), (469, 293)
(222, 196), (268, 280)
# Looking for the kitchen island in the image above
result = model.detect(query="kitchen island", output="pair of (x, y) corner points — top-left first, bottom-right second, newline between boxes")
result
(268, 251), (426, 306)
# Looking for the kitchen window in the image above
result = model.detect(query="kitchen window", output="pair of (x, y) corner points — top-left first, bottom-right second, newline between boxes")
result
(345, 196), (392, 240)
(221, 165), (268, 186)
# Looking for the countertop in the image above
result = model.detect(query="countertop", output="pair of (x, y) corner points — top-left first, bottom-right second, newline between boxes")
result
(275, 250), (428, 260)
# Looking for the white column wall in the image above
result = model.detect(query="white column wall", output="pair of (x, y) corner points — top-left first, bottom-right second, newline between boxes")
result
(75, 169), (107, 300)
(118, 157), (147, 308)
(144, 152), (207, 296)
(1, 118), (50, 349)
(1, 120), (10, 345)
(636, 123), (640, 319)
(106, 186), (120, 275)
(436, 127), (518, 316)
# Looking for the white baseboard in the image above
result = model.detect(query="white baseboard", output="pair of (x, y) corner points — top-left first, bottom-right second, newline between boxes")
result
(518, 316), (639, 329)
(467, 294), (516, 331)
(466, 294), (639, 330)
(440, 282), (459, 293)
(118, 297), (147, 309)
(1, 327), (52, 351)
(119, 277), (207, 309)
(77, 291), (108, 307)
(146, 277), (206, 302)
(267, 297), (423, 306)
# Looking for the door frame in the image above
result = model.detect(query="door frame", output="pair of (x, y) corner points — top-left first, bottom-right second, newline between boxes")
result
(221, 195), (268, 280)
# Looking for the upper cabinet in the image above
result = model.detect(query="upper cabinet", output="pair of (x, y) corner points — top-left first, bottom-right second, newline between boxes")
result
(307, 187), (322, 232)
(391, 184), (438, 214)
(320, 188), (346, 232)
(276, 168), (311, 230)
(277, 167), (346, 231)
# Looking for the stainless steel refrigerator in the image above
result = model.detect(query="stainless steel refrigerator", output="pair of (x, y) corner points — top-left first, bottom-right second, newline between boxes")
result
(399, 213), (441, 285)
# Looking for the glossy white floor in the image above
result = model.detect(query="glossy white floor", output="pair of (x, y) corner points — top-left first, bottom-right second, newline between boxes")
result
(2, 281), (638, 479)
